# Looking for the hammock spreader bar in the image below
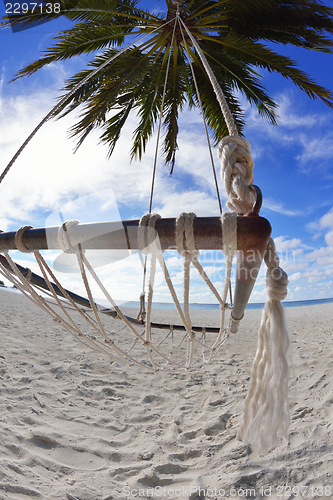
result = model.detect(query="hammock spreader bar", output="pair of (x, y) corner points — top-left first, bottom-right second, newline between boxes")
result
(0, 216), (271, 252)
(0, 215), (271, 334)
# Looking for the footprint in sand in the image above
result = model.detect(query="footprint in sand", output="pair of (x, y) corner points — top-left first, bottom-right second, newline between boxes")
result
(29, 434), (106, 470)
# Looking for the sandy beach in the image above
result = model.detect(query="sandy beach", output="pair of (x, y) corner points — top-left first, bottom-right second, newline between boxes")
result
(0, 287), (332, 500)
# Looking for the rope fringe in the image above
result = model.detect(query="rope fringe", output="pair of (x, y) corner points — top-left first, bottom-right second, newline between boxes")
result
(0, 11), (291, 451)
(218, 132), (291, 451)
(237, 237), (290, 451)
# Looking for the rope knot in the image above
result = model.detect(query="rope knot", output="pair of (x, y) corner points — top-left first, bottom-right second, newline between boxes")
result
(221, 211), (237, 257)
(264, 237), (288, 302)
(57, 220), (81, 254)
(220, 302), (230, 311)
(138, 214), (162, 255)
(266, 267), (288, 301)
(175, 212), (199, 259)
(15, 226), (33, 253)
(218, 136), (255, 214)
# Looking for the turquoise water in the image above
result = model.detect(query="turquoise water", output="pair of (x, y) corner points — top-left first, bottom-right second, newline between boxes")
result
(121, 297), (333, 310)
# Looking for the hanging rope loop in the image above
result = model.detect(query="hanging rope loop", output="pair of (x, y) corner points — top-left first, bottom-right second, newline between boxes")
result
(175, 212), (199, 260)
(15, 226), (33, 253)
(138, 213), (162, 256)
(57, 220), (81, 254)
(221, 211), (237, 258)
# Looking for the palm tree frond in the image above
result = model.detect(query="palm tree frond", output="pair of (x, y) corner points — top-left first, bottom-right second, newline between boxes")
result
(3, 0), (333, 173)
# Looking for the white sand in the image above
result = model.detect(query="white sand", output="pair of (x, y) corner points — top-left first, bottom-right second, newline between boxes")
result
(1, 288), (333, 500)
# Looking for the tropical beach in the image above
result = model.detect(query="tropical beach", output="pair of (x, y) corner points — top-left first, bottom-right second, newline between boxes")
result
(1, 287), (332, 500)
(1, 0), (333, 499)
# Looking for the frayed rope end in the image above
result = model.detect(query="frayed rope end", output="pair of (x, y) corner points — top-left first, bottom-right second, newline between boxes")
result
(237, 238), (290, 453)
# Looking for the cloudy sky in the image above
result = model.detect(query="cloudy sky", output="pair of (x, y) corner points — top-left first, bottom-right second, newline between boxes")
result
(1, 1), (333, 306)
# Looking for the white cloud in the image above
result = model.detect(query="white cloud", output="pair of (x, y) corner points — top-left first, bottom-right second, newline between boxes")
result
(275, 93), (330, 129)
(274, 235), (301, 252)
(288, 272), (303, 282)
(154, 189), (221, 218)
(319, 207), (333, 229)
(296, 132), (333, 164)
(242, 88), (333, 182)
(261, 198), (303, 217)
(0, 86), (226, 234)
(2, 64), (333, 305)
(274, 206), (333, 297)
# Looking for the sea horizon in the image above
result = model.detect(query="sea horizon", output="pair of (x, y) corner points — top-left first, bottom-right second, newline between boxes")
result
(120, 296), (333, 310)
(2, 286), (333, 310)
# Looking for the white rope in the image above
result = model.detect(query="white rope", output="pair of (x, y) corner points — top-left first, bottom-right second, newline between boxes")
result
(218, 136), (255, 215)
(0, 250), (103, 355)
(177, 15), (237, 137)
(175, 213), (197, 365)
(221, 211), (237, 258)
(138, 214), (162, 370)
(178, 15), (291, 447)
(177, 18), (223, 214)
(175, 212), (197, 331)
(58, 220), (81, 253)
(217, 133), (290, 450)
(203, 211), (237, 362)
(174, 212), (238, 365)
(15, 226), (33, 253)
(148, 17), (178, 214)
(221, 212), (237, 311)
(237, 238), (290, 452)
(175, 12), (291, 448)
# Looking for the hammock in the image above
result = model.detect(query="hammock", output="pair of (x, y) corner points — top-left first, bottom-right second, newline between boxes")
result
(0, 8), (290, 452)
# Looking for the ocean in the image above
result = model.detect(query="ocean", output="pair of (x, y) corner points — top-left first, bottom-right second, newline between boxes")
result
(120, 297), (333, 310)
(2, 286), (333, 310)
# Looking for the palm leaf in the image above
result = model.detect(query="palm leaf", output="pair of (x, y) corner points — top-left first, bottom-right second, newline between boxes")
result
(2, 0), (333, 174)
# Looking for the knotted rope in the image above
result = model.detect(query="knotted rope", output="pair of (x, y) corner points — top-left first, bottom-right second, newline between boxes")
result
(220, 211), (237, 332)
(175, 212), (198, 331)
(217, 136), (255, 215)
(15, 225), (33, 253)
(136, 212), (238, 368)
(58, 220), (81, 253)
(237, 239), (290, 451)
(184, 21), (292, 446)
(138, 213), (162, 368)
(213, 111), (290, 450)
(217, 132), (291, 450)
(186, 22), (292, 445)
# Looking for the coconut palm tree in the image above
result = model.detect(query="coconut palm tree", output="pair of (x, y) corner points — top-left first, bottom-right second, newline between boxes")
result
(2, 0), (333, 171)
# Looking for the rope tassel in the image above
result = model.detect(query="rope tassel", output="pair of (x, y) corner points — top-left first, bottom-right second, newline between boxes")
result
(237, 238), (290, 452)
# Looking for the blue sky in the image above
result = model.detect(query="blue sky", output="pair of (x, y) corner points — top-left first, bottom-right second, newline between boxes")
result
(1, 1), (333, 305)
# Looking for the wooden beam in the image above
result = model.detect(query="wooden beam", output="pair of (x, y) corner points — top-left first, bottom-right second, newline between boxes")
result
(0, 216), (271, 252)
